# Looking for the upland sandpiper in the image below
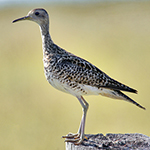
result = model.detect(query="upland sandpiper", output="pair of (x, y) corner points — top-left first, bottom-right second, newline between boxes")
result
(13, 8), (145, 145)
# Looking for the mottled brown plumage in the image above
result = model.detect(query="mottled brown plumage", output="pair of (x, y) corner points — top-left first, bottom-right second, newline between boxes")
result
(13, 8), (145, 145)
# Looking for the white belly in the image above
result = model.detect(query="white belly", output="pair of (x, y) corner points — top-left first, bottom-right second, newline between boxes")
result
(48, 78), (69, 94)
(48, 77), (122, 100)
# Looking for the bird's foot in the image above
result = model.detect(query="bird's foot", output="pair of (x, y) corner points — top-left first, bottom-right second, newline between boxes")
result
(62, 133), (84, 145)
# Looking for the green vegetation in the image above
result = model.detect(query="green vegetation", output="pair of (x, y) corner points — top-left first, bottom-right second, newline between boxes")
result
(0, 2), (150, 150)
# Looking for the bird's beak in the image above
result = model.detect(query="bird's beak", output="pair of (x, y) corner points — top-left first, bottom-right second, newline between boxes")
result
(12, 16), (30, 23)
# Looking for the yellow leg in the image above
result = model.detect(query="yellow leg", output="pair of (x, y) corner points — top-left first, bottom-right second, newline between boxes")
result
(62, 96), (89, 145)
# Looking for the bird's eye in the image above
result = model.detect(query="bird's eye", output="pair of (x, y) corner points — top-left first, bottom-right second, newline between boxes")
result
(35, 12), (39, 16)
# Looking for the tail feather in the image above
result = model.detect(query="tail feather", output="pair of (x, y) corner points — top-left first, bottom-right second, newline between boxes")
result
(114, 90), (145, 110)
(100, 76), (138, 94)
(101, 85), (137, 94)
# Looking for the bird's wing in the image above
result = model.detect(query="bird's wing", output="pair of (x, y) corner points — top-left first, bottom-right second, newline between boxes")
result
(55, 54), (137, 94)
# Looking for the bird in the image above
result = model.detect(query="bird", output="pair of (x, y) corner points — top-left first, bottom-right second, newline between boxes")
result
(12, 8), (145, 145)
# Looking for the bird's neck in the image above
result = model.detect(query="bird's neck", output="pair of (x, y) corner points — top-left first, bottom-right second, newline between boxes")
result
(40, 24), (54, 54)
(40, 24), (67, 57)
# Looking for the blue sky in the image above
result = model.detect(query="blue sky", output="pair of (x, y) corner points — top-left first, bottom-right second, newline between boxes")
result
(0, 0), (89, 8)
(0, 0), (96, 7)
(0, 0), (147, 8)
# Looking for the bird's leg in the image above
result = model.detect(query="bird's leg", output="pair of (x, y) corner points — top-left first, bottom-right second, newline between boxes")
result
(77, 96), (89, 138)
(62, 96), (89, 145)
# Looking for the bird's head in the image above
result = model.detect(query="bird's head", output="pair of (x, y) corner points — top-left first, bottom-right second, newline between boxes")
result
(13, 8), (49, 26)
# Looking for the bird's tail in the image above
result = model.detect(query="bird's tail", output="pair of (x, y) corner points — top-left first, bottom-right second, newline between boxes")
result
(113, 90), (145, 110)
(99, 88), (145, 110)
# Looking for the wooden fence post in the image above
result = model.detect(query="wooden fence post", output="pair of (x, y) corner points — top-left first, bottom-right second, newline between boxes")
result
(65, 133), (150, 150)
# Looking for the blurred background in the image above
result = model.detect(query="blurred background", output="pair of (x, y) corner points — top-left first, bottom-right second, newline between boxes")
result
(0, 0), (150, 150)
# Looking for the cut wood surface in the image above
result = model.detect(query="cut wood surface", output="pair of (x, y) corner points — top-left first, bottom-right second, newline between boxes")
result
(66, 133), (150, 150)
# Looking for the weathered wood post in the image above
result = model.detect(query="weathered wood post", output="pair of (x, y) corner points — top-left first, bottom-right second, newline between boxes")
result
(66, 133), (150, 150)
